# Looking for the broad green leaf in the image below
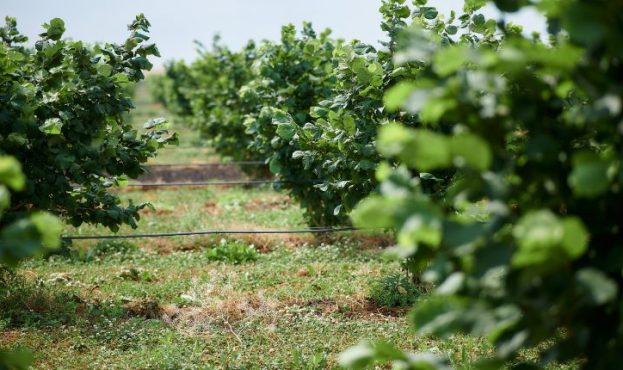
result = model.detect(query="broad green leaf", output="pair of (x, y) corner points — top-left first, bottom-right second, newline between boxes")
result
(40, 118), (63, 135)
(450, 133), (492, 170)
(494, 0), (526, 12)
(384, 82), (417, 112)
(446, 25), (458, 35)
(97, 63), (113, 77)
(464, 0), (488, 11)
(339, 341), (447, 370)
(442, 221), (485, 254)
(433, 45), (469, 76)
(0, 156), (26, 191)
(269, 158), (283, 174)
(351, 195), (400, 229)
(411, 296), (466, 337)
(338, 342), (375, 370)
(561, 217), (589, 259)
(512, 210), (564, 267)
(377, 123), (414, 157)
(568, 152), (610, 198)
(30, 212), (62, 249)
(576, 268), (618, 305)
(436, 272), (466, 295)
(276, 123), (297, 140)
(342, 114), (356, 135)
(113, 73), (130, 84)
(310, 106), (328, 118)
(44, 42), (63, 58)
(404, 130), (451, 171)
(398, 203), (444, 249)
(419, 95), (457, 124)
(378, 125), (451, 171)
(423, 8), (439, 19)
(44, 18), (66, 41)
(0, 348), (34, 370)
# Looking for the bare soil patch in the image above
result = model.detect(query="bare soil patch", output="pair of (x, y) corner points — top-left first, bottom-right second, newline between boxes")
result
(139, 164), (247, 183)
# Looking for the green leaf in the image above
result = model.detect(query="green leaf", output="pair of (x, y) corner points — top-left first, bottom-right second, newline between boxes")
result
(450, 133), (492, 171)
(442, 221), (485, 254)
(113, 73), (130, 85)
(411, 296), (466, 338)
(276, 123), (297, 140)
(464, 0), (487, 11)
(512, 210), (564, 267)
(398, 203), (444, 249)
(423, 8), (439, 19)
(338, 342), (376, 370)
(30, 212), (62, 249)
(384, 82), (417, 112)
(342, 114), (356, 135)
(561, 217), (589, 259)
(356, 160), (376, 170)
(269, 158), (283, 174)
(494, 0), (526, 12)
(378, 125), (451, 171)
(404, 130), (451, 171)
(568, 152), (610, 198)
(310, 106), (328, 118)
(419, 95), (457, 124)
(445, 25), (458, 35)
(433, 45), (468, 77)
(376, 123), (414, 157)
(44, 18), (66, 41)
(351, 195), (400, 229)
(97, 63), (113, 77)
(0, 348), (34, 370)
(44, 42), (63, 58)
(138, 43), (161, 57)
(575, 268), (618, 305)
(0, 156), (26, 191)
(40, 118), (63, 135)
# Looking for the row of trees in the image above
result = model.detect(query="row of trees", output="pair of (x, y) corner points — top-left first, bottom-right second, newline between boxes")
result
(153, 0), (622, 368)
(151, 2), (421, 225)
(0, 15), (173, 368)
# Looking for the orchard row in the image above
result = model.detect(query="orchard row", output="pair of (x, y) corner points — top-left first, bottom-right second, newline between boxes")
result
(152, 0), (623, 368)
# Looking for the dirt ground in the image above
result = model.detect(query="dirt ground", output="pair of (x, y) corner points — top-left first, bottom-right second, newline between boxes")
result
(139, 164), (250, 183)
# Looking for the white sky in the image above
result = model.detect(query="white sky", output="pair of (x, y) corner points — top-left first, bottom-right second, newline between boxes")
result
(2, 0), (546, 68)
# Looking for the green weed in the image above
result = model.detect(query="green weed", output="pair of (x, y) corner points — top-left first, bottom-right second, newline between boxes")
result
(368, 273), (423, 308)
(205, 239), (258, 264)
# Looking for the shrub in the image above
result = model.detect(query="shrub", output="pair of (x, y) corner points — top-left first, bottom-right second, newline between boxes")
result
(0, 15), (176, 232)
(152, 10), (418, 226)
(369, 274), (422, 308)
(206, 239), (257, 264)
(346, 0), (623, 369)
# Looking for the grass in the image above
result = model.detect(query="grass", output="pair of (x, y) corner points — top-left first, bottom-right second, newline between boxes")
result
(0, 84), (572, 369)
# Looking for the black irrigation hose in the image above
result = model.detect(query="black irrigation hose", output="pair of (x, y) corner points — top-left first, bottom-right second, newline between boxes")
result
(62, 227), (360, 241)
(126, 179), (322, 187)
(147, 161), (266, 167)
